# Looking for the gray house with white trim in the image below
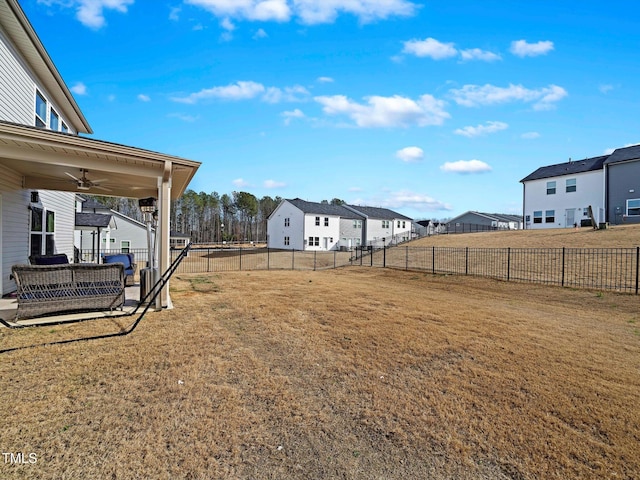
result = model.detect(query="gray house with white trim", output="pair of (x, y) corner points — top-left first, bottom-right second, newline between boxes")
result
(604, 145), (640, 225)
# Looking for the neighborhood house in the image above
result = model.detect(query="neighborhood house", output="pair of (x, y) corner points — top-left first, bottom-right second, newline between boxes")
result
(267, 198), (413, 251)
(521, 146), (640, 229)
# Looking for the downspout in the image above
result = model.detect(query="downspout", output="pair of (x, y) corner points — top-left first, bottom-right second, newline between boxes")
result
(522, 182), (526, 230)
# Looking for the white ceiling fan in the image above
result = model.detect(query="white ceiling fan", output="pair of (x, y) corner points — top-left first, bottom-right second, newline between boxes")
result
(65, 168), (111, 191)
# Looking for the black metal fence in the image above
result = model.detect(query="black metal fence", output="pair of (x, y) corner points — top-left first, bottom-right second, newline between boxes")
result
(81, 245), (640, 295)
(380, 246), (640, 294)
(170, 247), (355, 273)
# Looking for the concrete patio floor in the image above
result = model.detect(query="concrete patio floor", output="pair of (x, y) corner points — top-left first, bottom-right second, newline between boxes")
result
(0, 284), (142, 327)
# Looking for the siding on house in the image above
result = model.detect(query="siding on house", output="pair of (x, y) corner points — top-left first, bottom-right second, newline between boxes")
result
(521, 157), (606, 229)
(605, 146), (640, 225)
(267, 200), (306, 250)
(0, 27), (76, 133)
(0, 28), (32, 125)
(39, 190), (75, 258)
(0, 165), (28, 295)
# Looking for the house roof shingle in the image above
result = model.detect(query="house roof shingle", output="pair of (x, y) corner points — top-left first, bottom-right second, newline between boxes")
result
(75, 212), (112, 228)
(346, 205), (413, 221)
(520, 155), (608, 182)
(287, 198), (364, 219)
(604, 144), (640, 165)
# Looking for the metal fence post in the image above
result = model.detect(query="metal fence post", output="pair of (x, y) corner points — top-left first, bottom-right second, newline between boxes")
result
(267, 247), (270, 270)
(292, 248), (295, 270)
(561, 247), (566, 287)
(507, 247), (511, 281)
(239, 247), (242, 271)
(636, 247), (640, 295)
(207, 248), (211, 272)
(465, 247), (469, 275)
(314, 250), (317, 271)
(383, 244), (386, 268)
(405, 246), (409, 271)
(432, 246), (435, 274)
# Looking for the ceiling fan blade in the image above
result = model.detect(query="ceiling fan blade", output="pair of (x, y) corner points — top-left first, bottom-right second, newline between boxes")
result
(65, 171), (81, 182)
(90, 178), (110, 184)
(95, 185), (112, 192)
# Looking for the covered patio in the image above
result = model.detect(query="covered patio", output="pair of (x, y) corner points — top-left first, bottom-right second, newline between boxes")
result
(0, 121), (200, 316)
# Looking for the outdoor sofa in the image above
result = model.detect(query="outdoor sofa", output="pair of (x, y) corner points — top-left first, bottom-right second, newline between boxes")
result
(11, 263), (125, 320)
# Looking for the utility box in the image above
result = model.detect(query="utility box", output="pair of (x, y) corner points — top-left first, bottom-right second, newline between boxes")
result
(140, 267), (159, 303)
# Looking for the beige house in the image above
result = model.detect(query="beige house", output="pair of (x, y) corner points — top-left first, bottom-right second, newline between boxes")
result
(0, 0), (200, 307)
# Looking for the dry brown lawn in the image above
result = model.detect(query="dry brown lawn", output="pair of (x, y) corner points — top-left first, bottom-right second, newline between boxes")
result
(1, 266), (639, 479)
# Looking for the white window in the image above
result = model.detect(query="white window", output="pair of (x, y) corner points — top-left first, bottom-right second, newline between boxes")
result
(284, 218), (290, 227)
(402, 221), (406, 228)
(51, 109), (60, 131)
(566, 178), (576, 193)
(35, 90), (47, 128)
(354, 220), (362, 229)
(382, 220), (389, 228)
(546, 181), (556, 195)
(284, 236), (290, 246)
(324, 217), (329, 227)
(545, 210), (555, 223)
(121, 240), (131, 253)
(61, 122), (69, 133)
(315, 216), (320, 226)
(533, 211), (542, 224)
(627, 199), (640, 216)
(397, 221), (401, 228)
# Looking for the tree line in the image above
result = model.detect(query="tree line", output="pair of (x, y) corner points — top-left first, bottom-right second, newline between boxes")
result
(93, 192), (346, 244)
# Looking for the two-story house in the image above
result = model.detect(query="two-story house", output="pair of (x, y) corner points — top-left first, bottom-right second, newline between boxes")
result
(266, 199), (413, 251)
(267, 198), (365, 251)
(0, 0), (200, 306)
(520, 155), (607, 229)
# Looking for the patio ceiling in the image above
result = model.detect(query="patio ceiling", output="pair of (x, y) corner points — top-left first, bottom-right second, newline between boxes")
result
(0, 122), (200, 200)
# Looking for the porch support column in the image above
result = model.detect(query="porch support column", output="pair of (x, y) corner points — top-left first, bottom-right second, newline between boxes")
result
(157, 161), (173, 309)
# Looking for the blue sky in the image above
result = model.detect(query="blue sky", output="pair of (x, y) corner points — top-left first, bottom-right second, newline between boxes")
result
(21, 0), (640, 219)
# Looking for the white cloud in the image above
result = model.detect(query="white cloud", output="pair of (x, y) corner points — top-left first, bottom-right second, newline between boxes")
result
(396, 146), (424, 163)
(185, 0), (418, 24)
(357, 190), (452, 212)
(521, 131), (540, 139)
(232, 178), (252, 187)
(294, 0), (418, 24)
(262, 85), (310, 103)
(440, 159), (492, 174)
(220, 17), (236, 30)
(137, 94), (151, 102)
(317, 76), (334, 83)
(171, 81), (265, 103)
(454, 121), (508, 138)
(172, 81), (310, 104)
(168, 113), (199, 122)
(185, 0), (291, 22)
(169, 6), (181, 21)
(402, 37), (457, 60)
(449, 83), (567, 110)
(459, 48), (501, 62)
(599, 84), (614, 94)
(40, 0), (135, 29)
(253, 28), (268, 39)
(282, 108), (305, 125)
(264, 179), (287, 188)
(71, 82), (88, 95)
(510, 39), (554, 57)
(315, 93), (449, 128)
